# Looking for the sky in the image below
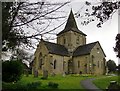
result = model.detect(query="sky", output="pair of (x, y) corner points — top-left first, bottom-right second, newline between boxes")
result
(45, 0), (119, 65)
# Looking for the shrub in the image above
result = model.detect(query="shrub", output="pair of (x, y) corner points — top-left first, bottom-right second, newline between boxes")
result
(26, 81), (42, 89)
(2, 81), (42, 90)
(41, 77), (48, 80)
(48, 82), (59, 88)
(2, 60), (24, 82)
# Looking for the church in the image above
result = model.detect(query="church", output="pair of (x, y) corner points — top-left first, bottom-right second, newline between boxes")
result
(32, 10), (106, 76)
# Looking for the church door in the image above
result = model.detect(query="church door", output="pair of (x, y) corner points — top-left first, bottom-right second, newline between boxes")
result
(68, 60), (73, 74)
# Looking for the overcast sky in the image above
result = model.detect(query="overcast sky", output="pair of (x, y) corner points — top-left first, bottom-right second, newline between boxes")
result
(43, 0), (119, 65)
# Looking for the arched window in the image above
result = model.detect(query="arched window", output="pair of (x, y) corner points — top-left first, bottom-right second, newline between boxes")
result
(63, 61), (66, 70)
(63, 37), (66, 44)
(92, 55), (94, 61)
(76, 36), (79, 44)
(39, 52), (42, 69)
(54, 60), (56, 69)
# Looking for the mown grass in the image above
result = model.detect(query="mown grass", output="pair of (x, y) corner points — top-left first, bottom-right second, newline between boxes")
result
(20, 74), (89, 89)
(4, 74), (117, 90)
(93, 75), (119, 90)
(2, 74), (94, 90)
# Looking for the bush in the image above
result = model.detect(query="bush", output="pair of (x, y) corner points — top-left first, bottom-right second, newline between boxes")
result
(2, 60), (24, 82)
(26, 81), (42, 89)
(2, 81), (42, 90)
(48, 82), (59, 88)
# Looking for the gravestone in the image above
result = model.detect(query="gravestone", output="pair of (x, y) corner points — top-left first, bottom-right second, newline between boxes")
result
(62, 72), (66, 77)
(51, 72), (55, 77)
(34, 70), (38, 77)
(43, 70), (48, 79)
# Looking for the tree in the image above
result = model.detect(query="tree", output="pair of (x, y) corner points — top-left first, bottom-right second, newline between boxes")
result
(107, 59), (117, 73)
(116, 64), (120, 74)
(2, 1), (69, 51)
(114, 34), (120, 58)
(2, 60), (24, 82)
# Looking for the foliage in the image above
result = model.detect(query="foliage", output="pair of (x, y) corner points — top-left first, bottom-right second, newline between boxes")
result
(26, 81), (42, 89)
(76, 1), (120, 27)
(2, 2), (28, 50)
(2, 60), (24, 82)
(114, 34), (120, 58)
(116, 64), (120, 74)
(107, 59), (117, 73)
(2, 81), (42, 90)
(2, 1), (69, 51)
(48, 82), (59, 88)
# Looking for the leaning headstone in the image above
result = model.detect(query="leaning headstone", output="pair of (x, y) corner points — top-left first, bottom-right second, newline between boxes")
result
(34, 70), (38, 77)
(43, 70), (48, 79)
(51, 72), (55, 77)
(62, 72), (66, 77)
(25, 70), (29, 77)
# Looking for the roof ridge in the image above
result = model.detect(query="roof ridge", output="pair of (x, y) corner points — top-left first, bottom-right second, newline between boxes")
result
(43, 40), (67, 47)
(42, 40), (69, 56)
(73, 41), (98, 56)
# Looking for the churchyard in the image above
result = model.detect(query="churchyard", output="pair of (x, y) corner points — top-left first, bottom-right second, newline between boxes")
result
(2, 74), (119, 90)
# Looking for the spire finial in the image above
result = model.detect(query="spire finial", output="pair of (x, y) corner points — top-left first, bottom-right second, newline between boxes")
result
(40, 34), (43, 41)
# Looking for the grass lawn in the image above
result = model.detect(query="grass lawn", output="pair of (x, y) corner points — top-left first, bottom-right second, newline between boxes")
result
(2, 74), (94, 90)
(4, 74), (118, 90)
(93, 75), (119, 90)
(20, 74), (91, 89)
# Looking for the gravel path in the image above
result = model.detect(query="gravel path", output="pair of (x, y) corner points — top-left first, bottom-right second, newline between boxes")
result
(80, 78), (103, 91)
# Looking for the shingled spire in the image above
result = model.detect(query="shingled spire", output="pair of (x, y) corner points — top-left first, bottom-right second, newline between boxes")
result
(65, 9), (78, 29)
(57, 9), (86, 36)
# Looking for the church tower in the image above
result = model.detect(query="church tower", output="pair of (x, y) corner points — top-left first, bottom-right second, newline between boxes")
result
(57, 10), (87, 52)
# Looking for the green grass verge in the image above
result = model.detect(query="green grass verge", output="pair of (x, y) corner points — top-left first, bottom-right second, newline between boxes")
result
(93, 76), (119, 90)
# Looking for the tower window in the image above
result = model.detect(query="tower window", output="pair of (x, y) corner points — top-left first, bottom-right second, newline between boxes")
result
(76, 36), (79, 44)
(63, 38), (66, 44)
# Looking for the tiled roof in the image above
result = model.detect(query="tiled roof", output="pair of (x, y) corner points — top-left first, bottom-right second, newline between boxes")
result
(73, 42), (98, 56)
(42, 41), (106, 57)
(44, 41), (69, 56)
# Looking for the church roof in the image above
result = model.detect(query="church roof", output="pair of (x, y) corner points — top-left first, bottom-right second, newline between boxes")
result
(44, 41), (69, 56)
(42, 40), (106, 57)
(57, 10), (86, 36)
(73, 41), (98, 56)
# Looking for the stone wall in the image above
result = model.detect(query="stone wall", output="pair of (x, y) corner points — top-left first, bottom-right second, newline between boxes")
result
(57, 31), (86, 52)
(90, 42), (106, 75)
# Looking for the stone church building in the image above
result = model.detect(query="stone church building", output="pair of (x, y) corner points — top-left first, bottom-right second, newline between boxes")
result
(32, 10), (106, 75)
